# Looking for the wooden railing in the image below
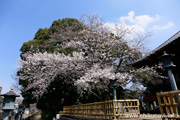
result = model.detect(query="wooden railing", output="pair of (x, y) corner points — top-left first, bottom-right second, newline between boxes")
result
(157, 90), (180, 118)
(62, 99), (140, 119)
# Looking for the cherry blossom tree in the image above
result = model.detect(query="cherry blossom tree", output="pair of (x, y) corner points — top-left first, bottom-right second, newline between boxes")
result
(18, 13), (162, 101)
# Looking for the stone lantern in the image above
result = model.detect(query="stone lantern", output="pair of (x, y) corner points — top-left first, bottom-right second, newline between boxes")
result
(160, 51), (180, 113)
(110, 78), (118, 114)
(160, 51), (177, 91)
(110, 79), (118, 100)
(0, 88), (20, 120)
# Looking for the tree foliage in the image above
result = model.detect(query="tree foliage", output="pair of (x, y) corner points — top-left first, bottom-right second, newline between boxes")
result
(17, 14), (162, 120)
(18, 18), (85, 119)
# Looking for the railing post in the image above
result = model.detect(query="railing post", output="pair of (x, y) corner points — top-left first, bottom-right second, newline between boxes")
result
(113, 100), (116, 120)
(157, 93), (164, 115)
(137, 99), (140, 116)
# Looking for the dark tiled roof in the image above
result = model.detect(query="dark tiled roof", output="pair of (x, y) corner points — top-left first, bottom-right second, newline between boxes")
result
(132, 31), (180, 65)
(0, 90), (20, 97)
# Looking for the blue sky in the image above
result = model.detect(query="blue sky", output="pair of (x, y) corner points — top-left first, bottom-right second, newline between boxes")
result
(0, 0), (180, 93)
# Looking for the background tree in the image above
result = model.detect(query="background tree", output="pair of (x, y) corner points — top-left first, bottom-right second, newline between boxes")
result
(18, 18), (84, 119)
(17, 14), (162, 119)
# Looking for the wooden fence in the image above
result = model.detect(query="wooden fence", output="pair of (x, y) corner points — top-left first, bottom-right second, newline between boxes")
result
(157, 90), (180, 119)
(62, 99), (140, 120)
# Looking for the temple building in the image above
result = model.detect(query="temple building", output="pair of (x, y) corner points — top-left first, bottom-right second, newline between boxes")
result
(132, 31), (180, 113)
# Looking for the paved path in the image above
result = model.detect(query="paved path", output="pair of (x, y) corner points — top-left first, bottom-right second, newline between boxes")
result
(34, 114), (42, 120)
(59, 115), (162, 120)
